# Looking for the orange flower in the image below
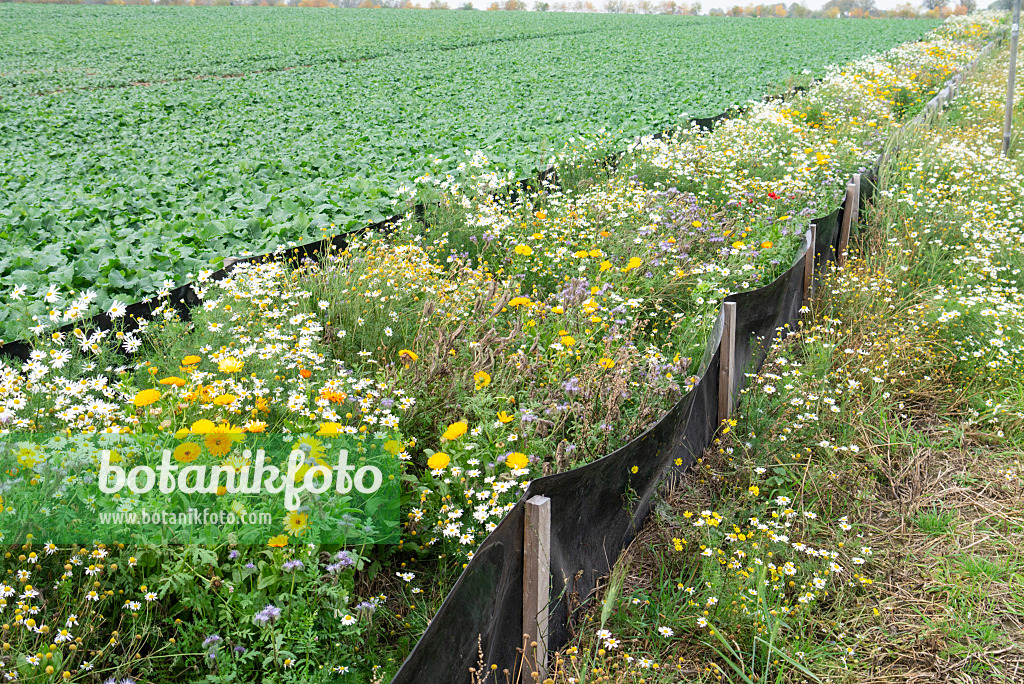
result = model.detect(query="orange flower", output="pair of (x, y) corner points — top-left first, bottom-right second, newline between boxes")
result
(441, 421), (467, 441)
(132, 389), (161, 408)
(204, 424), (243, 457)
(205, 433), (235, 457)
(427, 452), (450, 470)
(158, 377), (187, 387)
(267, 535), (289, 548)
(173, 443), (201, 463)
(299, 369), (312, 379)
(505, 452), (529, 469)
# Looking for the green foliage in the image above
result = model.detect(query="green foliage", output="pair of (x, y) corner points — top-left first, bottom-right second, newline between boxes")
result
(0, 7), (940, 339)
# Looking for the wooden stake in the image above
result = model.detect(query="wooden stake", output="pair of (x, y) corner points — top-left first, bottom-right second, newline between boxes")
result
(837, 180), (855, 268)
(1003, 0), (1020, 156)
(802, 224), (816, 312)
(523, 495), (551, 683)
(718, 301), (737, 425)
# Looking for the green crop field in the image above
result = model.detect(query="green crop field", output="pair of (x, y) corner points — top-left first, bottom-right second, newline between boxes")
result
(0, 7), (938, 340)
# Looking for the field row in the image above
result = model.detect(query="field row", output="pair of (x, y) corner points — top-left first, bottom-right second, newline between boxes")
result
(0, 9), (943, 341)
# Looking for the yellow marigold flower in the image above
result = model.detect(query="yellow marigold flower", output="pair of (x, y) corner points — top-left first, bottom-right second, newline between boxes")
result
(622, 256), (642, 272)
(441, 421), (467, 441)
(560, 335), (575, 346)
(283, 511), (309, 536)
(508, 296), (532, 307)
(213, 394), (236, 406)
(316, 422), (343, 437)
(535, 210), (546, 220)
(497, 411), (515, 423)
(218, 356), (244, 373)
(514, 244), (533, 256)
(551, 306), (564, 314)
(692, 220), (702, 228)
(203, 423), (243, 457)
(158, 376), (186, 387)
(172, 443), (201, 464)
(588, 249), (602, 257)
(732, 241), (745, 249)
(473, 371), (491, 390)
(190, 419), (216, 434)
(505, 452), (528, 469)
(267, 535), (289, 548)
(181, 355), (201, 365)
(244, 420), (267, 433)
(383, 440), (402, 455)
(760, 241), (773, 249)
(132, 389), (161, 408)
(205, 433), (235, 457)
(398, 349), (418, 362)
(599, 260), (612, 272)
(574, 250), (589, 258)
(599, 358), (615, 369)
(427, 452), (450, 470)
(748, 485), (760, 497)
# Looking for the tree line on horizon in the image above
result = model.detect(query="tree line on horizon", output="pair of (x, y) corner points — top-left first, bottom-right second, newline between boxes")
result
(4, 0), (1006, 18)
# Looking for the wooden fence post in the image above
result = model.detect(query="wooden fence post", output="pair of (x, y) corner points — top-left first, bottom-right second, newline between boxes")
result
(523, 495), (551, 683)
(718, 301), (737, 425)
(802, 224), (817, 312)
(837, 174), (860, 267)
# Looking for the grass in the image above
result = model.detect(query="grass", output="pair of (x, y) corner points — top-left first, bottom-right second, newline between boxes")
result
(545, 37), (1024, 684)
